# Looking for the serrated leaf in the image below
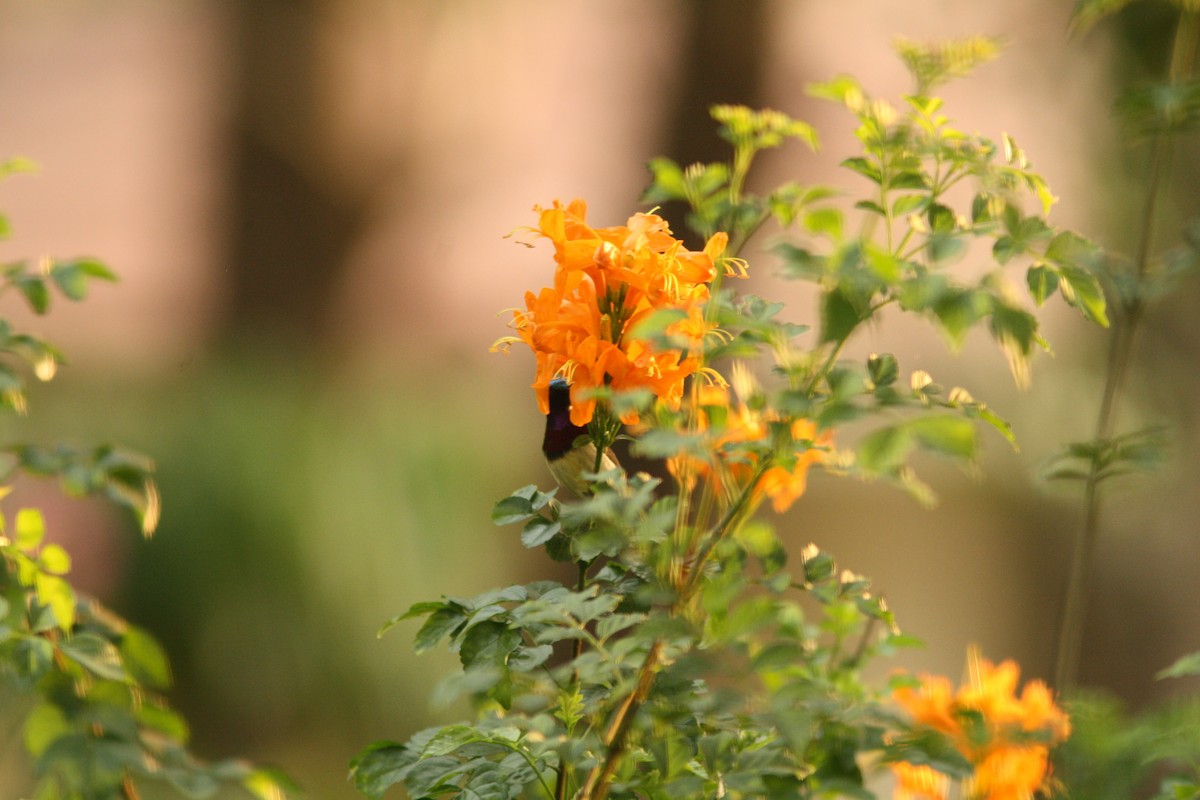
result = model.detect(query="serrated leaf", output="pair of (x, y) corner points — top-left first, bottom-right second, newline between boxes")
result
(414, 607), (465, 654)
(60, 633), (128, 680)
(458, 620), (520, 670)
(422, 724), (480, 757)
(842, 157), (882, 184)
(350, 741), (413, 800)
(520, 517), (560, 549)
(642, 156), (687, 203)
(492, 495), (535, 526)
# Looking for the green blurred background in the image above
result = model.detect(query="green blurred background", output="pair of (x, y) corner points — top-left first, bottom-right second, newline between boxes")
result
(0, 1), (1197, 797)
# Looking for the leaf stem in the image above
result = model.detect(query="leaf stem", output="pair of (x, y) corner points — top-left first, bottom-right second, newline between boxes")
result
(1054, 8), (1197, 689)
(577, 640), (665, 800)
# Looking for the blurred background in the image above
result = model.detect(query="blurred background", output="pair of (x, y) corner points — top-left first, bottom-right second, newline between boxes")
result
(0, 1), (1196, 796)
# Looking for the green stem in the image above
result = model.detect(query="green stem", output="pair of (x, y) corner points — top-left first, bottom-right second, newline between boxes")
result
(1054, 9), (1197, 690)
(683, 457), (774, 596)
(577, 641), (665, 800)
(491, 739), (556, 800)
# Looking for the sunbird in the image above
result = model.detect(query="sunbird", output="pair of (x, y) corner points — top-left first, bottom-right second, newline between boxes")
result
(542, 378), (619, 497)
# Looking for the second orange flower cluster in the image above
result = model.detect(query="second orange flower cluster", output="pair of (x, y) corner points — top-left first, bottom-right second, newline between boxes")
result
(891, 654), (1070, 800)
(503, 199), (729, 427)
(667, 379), (831, 513)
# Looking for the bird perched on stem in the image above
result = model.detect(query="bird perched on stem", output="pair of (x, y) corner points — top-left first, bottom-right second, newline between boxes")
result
(542, 378), (619, 497)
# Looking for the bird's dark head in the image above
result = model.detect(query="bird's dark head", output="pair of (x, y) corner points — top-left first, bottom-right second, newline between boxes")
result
(543, 378), (586, 459)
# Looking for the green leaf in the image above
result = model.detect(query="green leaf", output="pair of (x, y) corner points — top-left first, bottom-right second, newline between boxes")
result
(520, 517), (560, 549)
(136, 702), (189, 742)
(841, 157), (882, 184)
(775, 243), (826, 281)
(932, 289), (988, 348)
(60, 633), (127, 680)
(892, 194), (928, 216)
(804, 208), (844, 238)
(414, 607), (465, 654)
(894, 36), (1003, 93)
(642, 156), (687, 203)
(24, 703), (70, 759)
(820, 287), (864, 344)
(119, 625), (173, 689)
(37, 544), (71, 576)
(422, 724), (481, 757)
(241, 768), (300, 800)
(492, 492), (538, 526)
(1116, 80), (1200, 138)
(35, 574), (76, 631)
(868, 353), (899, 387)
(349, 741), (413, 800)
(458, 620), (520, 670)
(14, 274), (50, 314)
(1157, 651), (1200, 680)
(988, 302), (1040, 386)
(15, 507), (46, 551)
(908, 416), (977, 459)
(858, 425), (913, 474)
(49, 258), (117, 301)
(1026, 264), (1059, 306)
(1058, 264), (1110, 326)
(13, 637), (55, 679)
(0, 157), (37, 179)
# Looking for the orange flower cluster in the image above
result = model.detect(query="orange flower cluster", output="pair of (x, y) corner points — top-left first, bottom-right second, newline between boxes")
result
(670, 383), (831, 513)
(891, 654), (1070, 800)
(500, 199), (732, 426)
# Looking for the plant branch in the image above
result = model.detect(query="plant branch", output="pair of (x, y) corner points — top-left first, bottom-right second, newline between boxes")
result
(1054, 9), (1197, 689)
(577, 640), (665, 800)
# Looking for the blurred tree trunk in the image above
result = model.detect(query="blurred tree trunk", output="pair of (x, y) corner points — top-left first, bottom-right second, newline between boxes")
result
(217, 0), (371, 350)
(661, 0), (768, 247)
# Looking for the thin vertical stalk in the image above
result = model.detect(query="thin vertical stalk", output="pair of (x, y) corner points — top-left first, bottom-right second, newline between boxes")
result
(1054, 9), (1197, 689)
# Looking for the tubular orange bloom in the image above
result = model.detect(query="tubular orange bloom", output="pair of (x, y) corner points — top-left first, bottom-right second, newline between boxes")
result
(892, 761), (949, 800)
(893, 674), (960, 738)
(969, 746), (1051, 800)
(663, 383), (830, 512)
(504, 199), (739, 426)
(890, 652), (1070, 800)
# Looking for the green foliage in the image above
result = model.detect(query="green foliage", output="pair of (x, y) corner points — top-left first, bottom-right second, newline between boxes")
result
(0, 161), (294, 799)
(1056, 688), (1200, 800)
